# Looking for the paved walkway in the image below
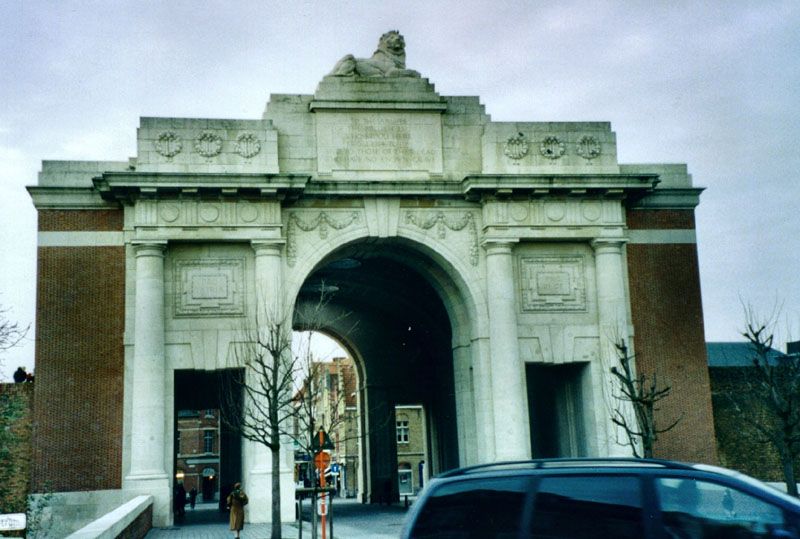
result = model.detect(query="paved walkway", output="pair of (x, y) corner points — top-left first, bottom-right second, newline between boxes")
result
(146, 498), (410, 539)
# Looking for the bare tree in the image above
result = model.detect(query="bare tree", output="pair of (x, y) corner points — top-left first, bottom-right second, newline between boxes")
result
(0, 306), (28, 354)
(728, 312), (800, 496)
(223, 313), (294, 539)
(610, 339), (682, 458)
(221, 290), (356, 539)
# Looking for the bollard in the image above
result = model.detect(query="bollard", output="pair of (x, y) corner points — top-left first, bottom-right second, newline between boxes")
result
(404, 495), (409, 508)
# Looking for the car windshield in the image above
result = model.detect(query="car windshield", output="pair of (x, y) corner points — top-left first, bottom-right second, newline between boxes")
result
(692, 463), (800, 508)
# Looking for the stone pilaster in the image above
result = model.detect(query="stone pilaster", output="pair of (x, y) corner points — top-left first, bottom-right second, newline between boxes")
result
(483, 240), (531, 460)
(124, 241), (170, 525)
(244, 240), (294, 522)
(591, 238), (634, 456)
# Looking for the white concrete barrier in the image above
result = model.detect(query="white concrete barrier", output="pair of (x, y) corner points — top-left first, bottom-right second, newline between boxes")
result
(66, 495), (152, 539)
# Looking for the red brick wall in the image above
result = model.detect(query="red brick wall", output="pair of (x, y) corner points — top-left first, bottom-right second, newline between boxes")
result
(32, 209), (126, 492)
(626, 208), (718, 463)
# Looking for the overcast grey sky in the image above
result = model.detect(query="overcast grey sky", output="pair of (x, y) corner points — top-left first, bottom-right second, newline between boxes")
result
(1, 1), (798, 381)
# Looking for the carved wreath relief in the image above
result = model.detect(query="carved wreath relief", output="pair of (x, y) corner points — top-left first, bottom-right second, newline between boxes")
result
(154, 131), (262, 160)
(155, 131), (183, 158)
(234, 133), (261, 159)
(194, 131), (223, 158)
(519, 256), (587, 312)
(539, 137), (565, 160)
(576, 135), (601, 160)
(174, 259), (245, 317)
(503, 133), (529, 160)
(500, 133), (602, 161)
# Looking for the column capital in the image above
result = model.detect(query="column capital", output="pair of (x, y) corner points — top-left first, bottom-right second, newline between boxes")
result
(481, 238), (518, 255)
(590, 237), (627, 253)
(131, 241), (167, 257)
(251, 239), (286, 256)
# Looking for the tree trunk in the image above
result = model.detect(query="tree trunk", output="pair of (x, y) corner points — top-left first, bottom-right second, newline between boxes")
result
(271, 442), (282, 538)
(780, 447), (798, 497)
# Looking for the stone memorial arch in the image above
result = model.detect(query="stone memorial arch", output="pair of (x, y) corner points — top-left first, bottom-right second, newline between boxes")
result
(28, 32), (716, 529)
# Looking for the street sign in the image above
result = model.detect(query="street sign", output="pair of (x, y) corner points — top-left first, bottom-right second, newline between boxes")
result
(0, 513), (26, 531)
(311, 428), (335, 451)
(331, 463), (339, 474)
(314, 451), (331, 471)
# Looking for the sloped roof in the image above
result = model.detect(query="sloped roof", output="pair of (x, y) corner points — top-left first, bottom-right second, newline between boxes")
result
(706, 342), (784, 367)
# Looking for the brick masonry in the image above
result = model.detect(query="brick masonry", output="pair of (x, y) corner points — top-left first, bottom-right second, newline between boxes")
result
(32, 209), (126, 492)
(38, 209), (124, 232)
(625, 208), (718, 463)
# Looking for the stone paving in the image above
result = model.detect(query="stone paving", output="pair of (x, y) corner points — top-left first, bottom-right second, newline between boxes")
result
(146, 498), (410, 539)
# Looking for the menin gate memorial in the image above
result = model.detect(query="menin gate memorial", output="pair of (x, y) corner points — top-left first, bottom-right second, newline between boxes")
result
(28, 32), (715, 529)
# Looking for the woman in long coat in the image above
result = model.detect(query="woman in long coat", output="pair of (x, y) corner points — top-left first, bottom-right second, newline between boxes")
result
(227, 482), (248, 537)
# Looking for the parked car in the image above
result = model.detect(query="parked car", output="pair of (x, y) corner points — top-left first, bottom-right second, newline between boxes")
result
(401, 458), (800, 539)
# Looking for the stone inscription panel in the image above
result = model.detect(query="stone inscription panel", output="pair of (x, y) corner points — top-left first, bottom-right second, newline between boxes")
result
(316, 111), (443, 175)
(175, 259), (245, 317)
(519, 256), (587, 312)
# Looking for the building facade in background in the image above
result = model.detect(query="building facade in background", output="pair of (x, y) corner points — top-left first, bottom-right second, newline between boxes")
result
(27, 32), (715, 529)
(175, 409), (220, 502)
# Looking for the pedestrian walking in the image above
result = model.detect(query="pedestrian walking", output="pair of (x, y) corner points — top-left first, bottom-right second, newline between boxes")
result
(189, 487), (197, 510)
(226, 481), (248, 538)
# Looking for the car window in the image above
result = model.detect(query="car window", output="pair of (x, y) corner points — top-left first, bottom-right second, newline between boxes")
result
(408, 476), (530, 539)
(656, 477), (789, 538)
(529, 474), (643, 539)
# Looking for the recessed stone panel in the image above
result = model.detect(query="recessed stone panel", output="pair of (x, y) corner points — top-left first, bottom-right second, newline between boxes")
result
(519, 256), (587, 312)
(174, 259), (245, 317)
(316, 111), (443, 176)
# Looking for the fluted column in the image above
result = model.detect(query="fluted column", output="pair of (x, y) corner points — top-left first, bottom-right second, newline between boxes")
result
(591, 238), (633, 456)
(124, 241), (170, 525)
(483, 240), (531, 460)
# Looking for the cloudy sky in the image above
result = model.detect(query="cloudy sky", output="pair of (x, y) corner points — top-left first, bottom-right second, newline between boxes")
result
(1, 1), (798, 380)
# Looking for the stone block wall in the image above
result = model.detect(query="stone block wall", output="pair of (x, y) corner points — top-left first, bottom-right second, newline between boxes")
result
(625, 208), (718, 463)
(32, 210), (126, 492)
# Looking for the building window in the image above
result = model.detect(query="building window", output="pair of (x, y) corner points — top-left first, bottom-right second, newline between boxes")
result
(396, 420), (409, 443)
(204, 430), (214, 453)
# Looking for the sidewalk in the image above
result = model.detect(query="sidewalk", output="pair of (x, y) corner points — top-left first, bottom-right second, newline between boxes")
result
(146, 498), (410, 538)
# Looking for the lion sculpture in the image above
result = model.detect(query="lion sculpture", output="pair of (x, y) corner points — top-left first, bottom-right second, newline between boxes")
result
(330, 31), (420, 78)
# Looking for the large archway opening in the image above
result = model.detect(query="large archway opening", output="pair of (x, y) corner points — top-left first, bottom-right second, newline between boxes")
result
(293, 239), (462, 503)
(173, 369), (243, 525)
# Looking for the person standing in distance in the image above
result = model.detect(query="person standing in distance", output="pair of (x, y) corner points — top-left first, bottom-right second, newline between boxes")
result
(226, 481), (248, 538)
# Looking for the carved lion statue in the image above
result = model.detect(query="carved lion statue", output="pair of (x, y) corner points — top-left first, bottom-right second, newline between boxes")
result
(330, 31), (420, 78)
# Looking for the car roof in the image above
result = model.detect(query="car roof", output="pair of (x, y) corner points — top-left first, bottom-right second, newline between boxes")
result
(437, 457), (696, 478)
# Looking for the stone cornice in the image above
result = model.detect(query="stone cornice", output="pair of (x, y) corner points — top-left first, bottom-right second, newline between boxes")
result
(461, 174), (659, 200)
(27, 186), (121, 210)
(93, 172), (310, 202)
(630, 188), (705, 210)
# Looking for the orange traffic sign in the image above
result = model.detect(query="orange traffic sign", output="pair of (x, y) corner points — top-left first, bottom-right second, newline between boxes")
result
(314, 451), (331, 471)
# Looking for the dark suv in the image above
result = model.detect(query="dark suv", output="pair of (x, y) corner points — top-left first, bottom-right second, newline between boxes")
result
(401, 458), (800, 539)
